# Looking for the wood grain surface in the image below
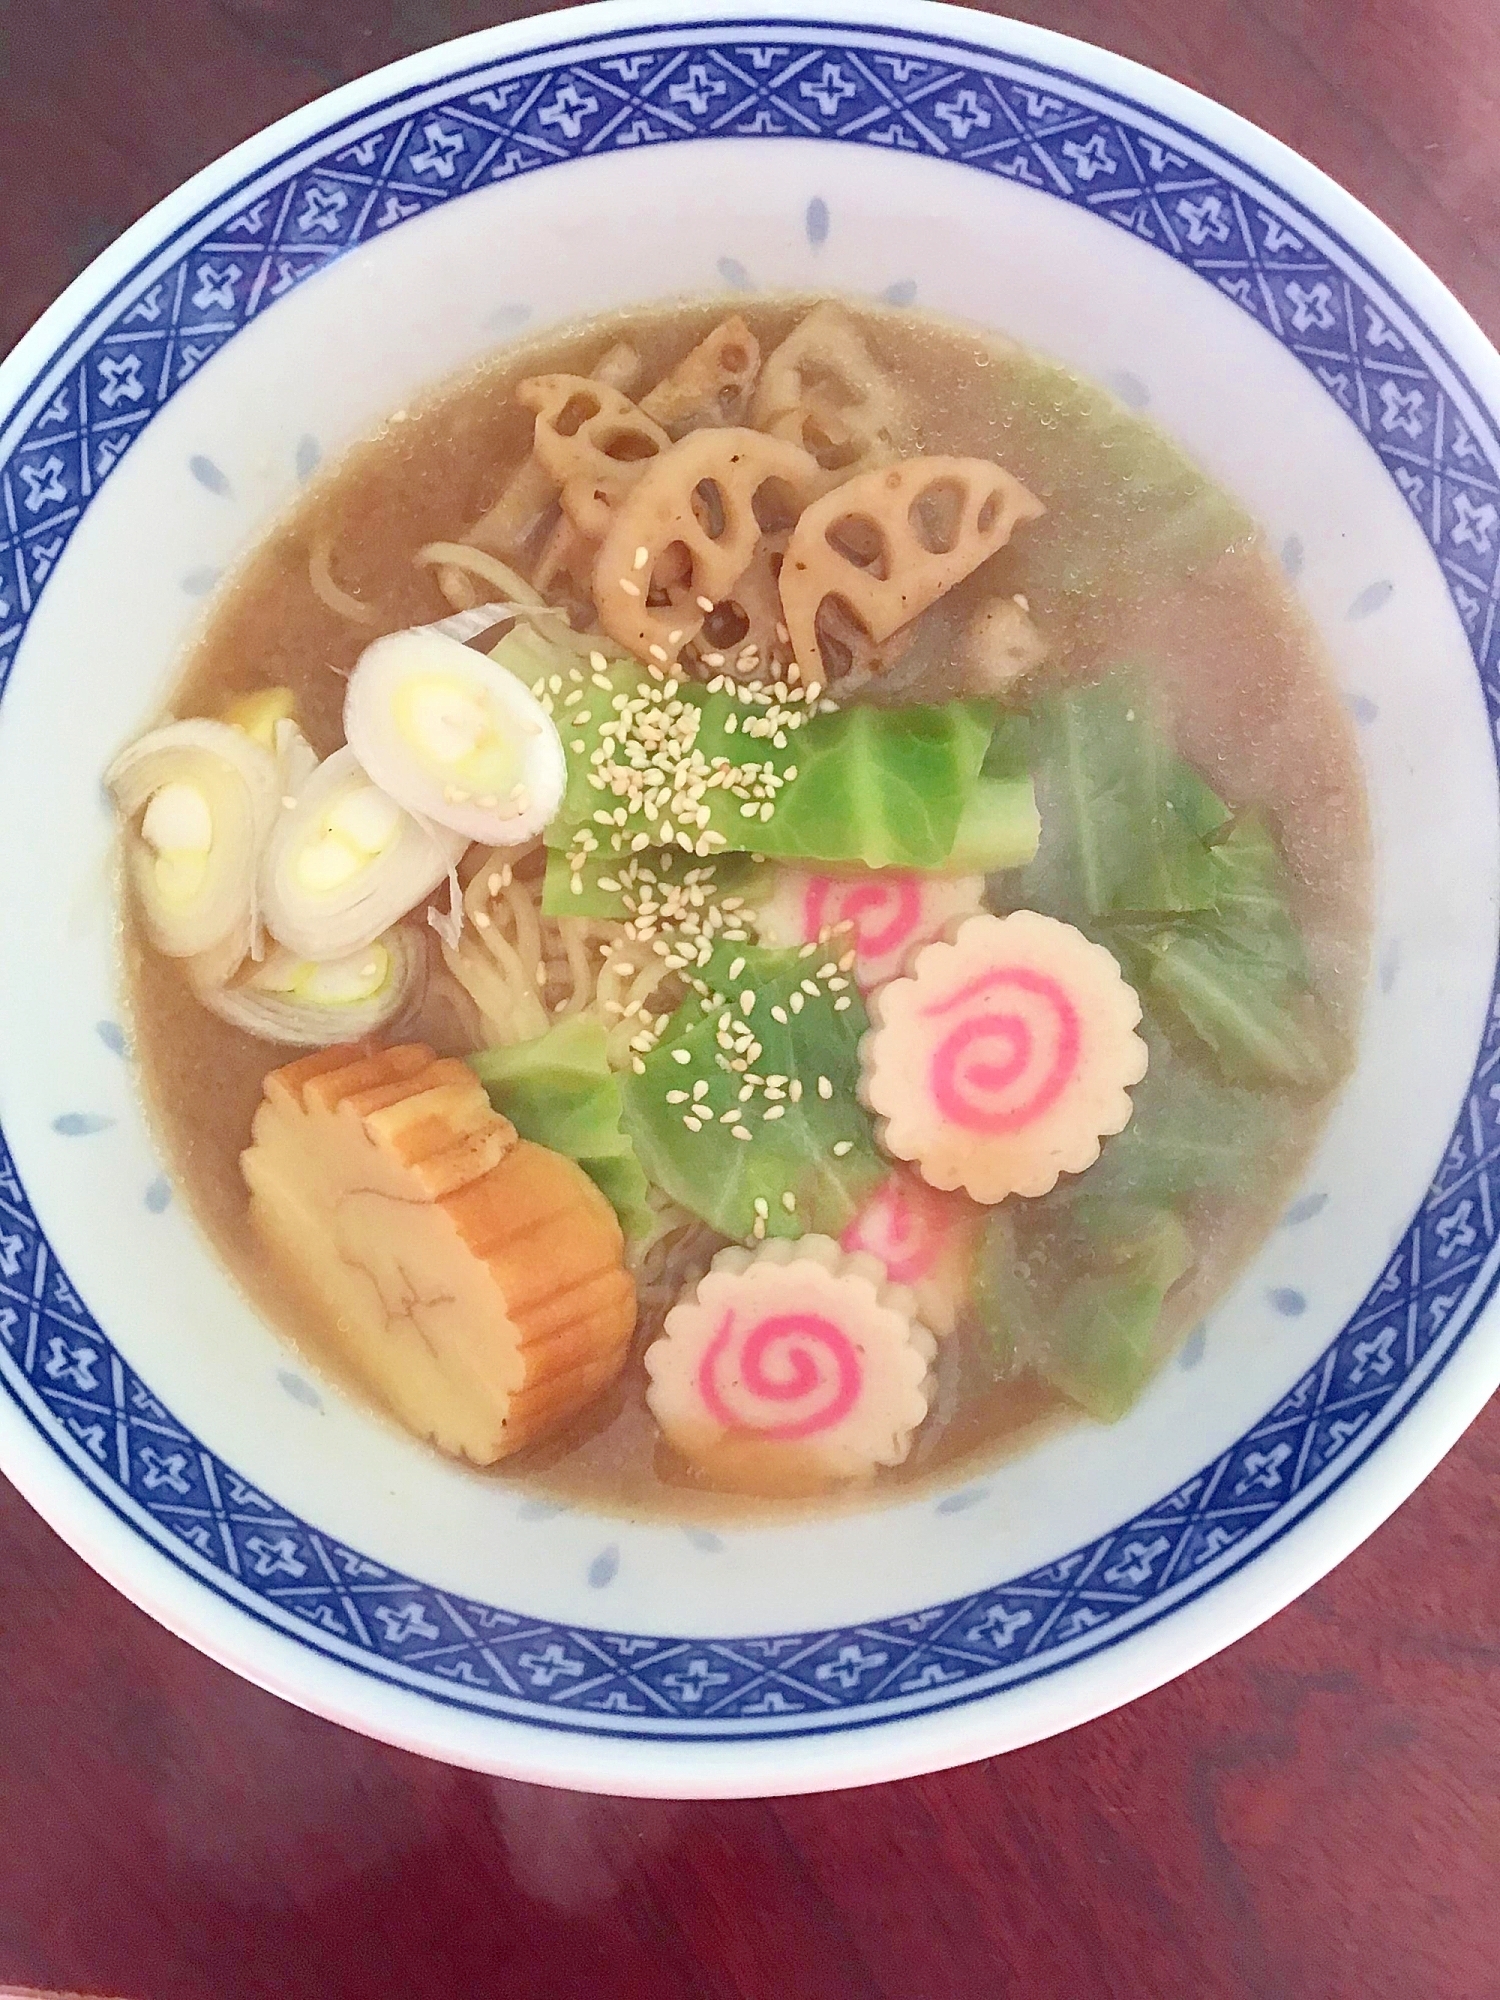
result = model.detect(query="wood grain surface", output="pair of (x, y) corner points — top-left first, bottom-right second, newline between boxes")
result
(2, 3), (1498, 1996)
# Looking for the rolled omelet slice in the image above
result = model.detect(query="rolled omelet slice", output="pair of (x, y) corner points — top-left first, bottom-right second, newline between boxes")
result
(241, 1041), (636, 1463)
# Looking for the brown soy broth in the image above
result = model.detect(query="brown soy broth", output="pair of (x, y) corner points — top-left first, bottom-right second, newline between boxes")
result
(124, 298), (1371, 1524)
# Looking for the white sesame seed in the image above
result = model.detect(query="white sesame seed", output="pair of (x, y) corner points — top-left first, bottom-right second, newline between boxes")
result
(692, 1080), (709, 1101)
(817, 1076), (833, 1100)
(631, 1057), (646, 1074)
(473, 909), (491, 930)
(634, 545), (650, 570)
(666, 1090), (688, 1104)
(740, 990), (756, 1014)
(770, 1004), (789, 1025)
(731, 1125), (752, 1141)
(753, 1197), (769, 1217)
(671, 1048), (692, 1065)
(620, 578), (642, 598)
(789, 992), (804, 1014)
(763, 1105), (786, 1121)
(833, 996), (852, 1011)
(782, 1191), (797, 1212)
(752, 1214), (766, 1238)
(833, 1140), (853, 1156)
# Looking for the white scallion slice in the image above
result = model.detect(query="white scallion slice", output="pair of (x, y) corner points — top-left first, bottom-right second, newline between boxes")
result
(190, 924), (426, 1047)
(260, 746), (467, 959)
(107, 718), (279, 959)
(344, 624), (566, 846)
(271, 715), (319, 800)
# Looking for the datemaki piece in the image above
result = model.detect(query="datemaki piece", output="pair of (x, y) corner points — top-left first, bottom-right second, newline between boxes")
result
(861, 911), (1148, 1203)
(644, 1234), (935, 1494)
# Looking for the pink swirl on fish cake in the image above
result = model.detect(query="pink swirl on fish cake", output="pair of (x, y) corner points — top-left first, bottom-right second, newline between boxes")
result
(842, 1174), (950, 1285)
(923, 965), (1081, 1135)
(803, 873), (925, 964)
(697, 1307), (863, 1441)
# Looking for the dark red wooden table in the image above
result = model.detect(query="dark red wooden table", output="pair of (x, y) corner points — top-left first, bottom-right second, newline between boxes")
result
(3, 4), (1499, 1996)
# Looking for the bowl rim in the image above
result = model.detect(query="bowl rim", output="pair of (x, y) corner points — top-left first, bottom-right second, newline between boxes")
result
(2, 0), (1499, 1796)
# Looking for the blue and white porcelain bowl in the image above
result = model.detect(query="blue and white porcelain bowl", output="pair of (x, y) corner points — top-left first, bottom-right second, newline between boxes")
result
(1, 0), (1497, 1796)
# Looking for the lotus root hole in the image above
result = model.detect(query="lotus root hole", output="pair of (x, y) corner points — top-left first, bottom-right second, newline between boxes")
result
(648, 539), (694, 606)
(825, 513), (891, 581)
(800, 417), (862, 471)
(702, 600), (752, 648)
(554, 391), (602, 437)
(752, 476), (803, 535)
(976, 487), (1002, 535)
(691, 479), (728, 541)
(599, 425), (662, 464)
(813, 593), (877, 679)
(908, 478), (967, 555)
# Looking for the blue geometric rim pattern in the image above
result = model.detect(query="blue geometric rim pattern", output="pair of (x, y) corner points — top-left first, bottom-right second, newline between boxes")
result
(3, 17), (1500, 1741)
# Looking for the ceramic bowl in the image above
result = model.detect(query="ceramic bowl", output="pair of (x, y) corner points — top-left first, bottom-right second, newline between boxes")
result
(1, 0), (1497, 1797)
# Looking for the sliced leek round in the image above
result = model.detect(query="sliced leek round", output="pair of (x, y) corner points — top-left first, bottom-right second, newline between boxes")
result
(191, 925), (426, 1047)
(271, 715), (318, 800)
(222, 685), (297, 747)
(107, 718), (279, 959)
(260, 746), (467, 959)
(344, 624), (566, 847)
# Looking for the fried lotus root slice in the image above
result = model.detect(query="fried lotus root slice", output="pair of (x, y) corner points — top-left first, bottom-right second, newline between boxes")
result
(687, 528), (791, 681)
(594, 427), (826, 666)
(453, 343), (645, 573)
(840, 1170), (979, 1338)
(644, 1235), (935, 1494)
(640, 316), (762, 437)
(241, 1041), (636, 1463)
(756, 865), (985, 992)
(780, 457), (1045, 694)
(751, 302), (907, 475)
(861, 911), (1149, 1204)
(517, 374), (672, 542)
